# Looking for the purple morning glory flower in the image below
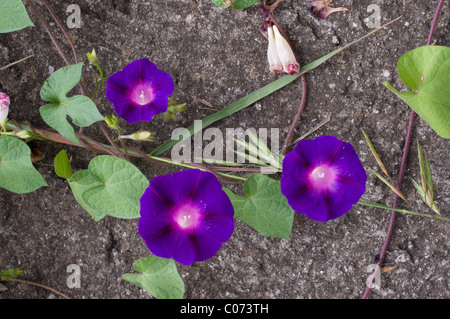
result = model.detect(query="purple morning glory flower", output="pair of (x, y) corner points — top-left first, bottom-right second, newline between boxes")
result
(138, 169), (235, 266)
(106, 59), (174, 124)
(281, 136), (367, 222)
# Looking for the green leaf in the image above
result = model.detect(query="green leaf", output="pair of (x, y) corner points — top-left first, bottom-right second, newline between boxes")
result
(40, 63), (105, 144)
(0, 268), (23, 281)
(224, 174), (294, 239)
(211, 0), (230, 8)
(122, 255), (185, 299)
(0, 136), (47, 193)
(383, 46), (450, 138)
(211, 0), (259, 9)
(80, 156), (148, 219)
(54, 150), (73, 179)
(151, 18), (401, 156)
(68, 170), (106, 221)
(0, 0), (34, 33)
(231, 0), (259, 9)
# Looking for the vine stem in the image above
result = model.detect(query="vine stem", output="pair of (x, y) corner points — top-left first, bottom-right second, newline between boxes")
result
(6, 121), (245, 182)
(25, 0), (123, 155)
(362, 0), (445, 299)
(98, 122), (126, 160)
(2, 278), (71, 299)
(40, 0), (78, 64)
(24, 0), (71, 66)
(281, 74), (307, 154)
(257, 1), (307, 154)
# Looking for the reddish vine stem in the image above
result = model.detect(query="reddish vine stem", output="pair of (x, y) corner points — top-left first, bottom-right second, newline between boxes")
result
(2, 278), (71, 299)
(76, 132), (119, 157)
(25, 0), (122, 154)
(24, 0), (71, 66)
(40, 0), (78, 64)
(128, 147), (243, 183)
(363, 0), (445, 299)
(39, 0), (89, 97)
(281, 75), (307, 154)
(97, 122), (126, 160)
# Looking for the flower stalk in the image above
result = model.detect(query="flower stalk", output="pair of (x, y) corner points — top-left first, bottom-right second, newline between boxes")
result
(362, 0), (445, 300)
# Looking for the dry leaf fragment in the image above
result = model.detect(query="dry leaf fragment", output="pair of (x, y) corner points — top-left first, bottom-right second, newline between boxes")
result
(31, 148), (45, 163)
(381, 265), (399, 273)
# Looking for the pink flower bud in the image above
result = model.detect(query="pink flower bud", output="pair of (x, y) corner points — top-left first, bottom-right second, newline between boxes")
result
(0, 92), (10, 123)
(309, 1), (348, 19)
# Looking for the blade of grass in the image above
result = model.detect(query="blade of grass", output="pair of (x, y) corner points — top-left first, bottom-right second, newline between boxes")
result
(234, 149), (268, 166)
(150, 17), (401, 156)
(247, 130), (282, 167)
(424, 152), (435, 211)
(358, 198), (450, 222)
(417, 141), (428, 202)
(362, 129), (391, 178)
(369, 169), (406, 200)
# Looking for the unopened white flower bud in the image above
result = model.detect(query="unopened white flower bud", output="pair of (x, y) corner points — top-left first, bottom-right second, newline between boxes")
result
(272, 25), (300, 75)
(16, 130), (32, 139)
(267, 25), (283, 73)
(130, 131), (154, 141)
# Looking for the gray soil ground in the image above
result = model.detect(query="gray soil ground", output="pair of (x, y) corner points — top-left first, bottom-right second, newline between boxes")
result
(0, 0), (449, 299)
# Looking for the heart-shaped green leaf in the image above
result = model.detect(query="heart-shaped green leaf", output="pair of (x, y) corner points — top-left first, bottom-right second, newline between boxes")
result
(224, 174), (294, 239)
(40, 63), (105, 144)
(122, 255), (185, 299)
(0, 0), (34, 33)
(79, 156), (148, 219)
(383, 45), (450, 138)
(0, 136), (47, 193)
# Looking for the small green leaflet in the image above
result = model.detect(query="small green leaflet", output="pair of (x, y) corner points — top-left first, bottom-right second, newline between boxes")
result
(211, 0), (259, 9)
(0, 268), (23, 281)
(0, 136), (47, 194)
(40, 63), (105, 144)
(224, 174), (294, 239)
(0, 0), (34, 33)
(383, 46), (450, 139)
(122, 255), (185, 299)
(68, 156), (148, 220)
(54, 150), (73, 179)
